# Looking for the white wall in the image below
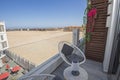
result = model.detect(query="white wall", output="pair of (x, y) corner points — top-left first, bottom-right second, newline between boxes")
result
(103, 0), (120, 72)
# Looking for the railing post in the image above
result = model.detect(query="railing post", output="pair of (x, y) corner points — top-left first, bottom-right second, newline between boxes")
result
(72, 29), (79, 46)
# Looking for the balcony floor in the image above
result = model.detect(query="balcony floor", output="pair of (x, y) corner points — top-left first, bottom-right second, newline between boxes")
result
(52, 59), (108, 80)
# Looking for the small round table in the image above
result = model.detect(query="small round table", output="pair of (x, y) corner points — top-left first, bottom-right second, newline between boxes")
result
(64, 66), (88, 80)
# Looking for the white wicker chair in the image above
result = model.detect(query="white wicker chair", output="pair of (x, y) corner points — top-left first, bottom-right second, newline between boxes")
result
(19, 74), (55, 80)
(58, 41), (86, 65)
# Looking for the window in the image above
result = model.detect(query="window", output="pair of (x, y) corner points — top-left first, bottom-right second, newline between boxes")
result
(2, 41), (7, 48)
(0, 25), (4, 32)
(1, 35), (4, 40)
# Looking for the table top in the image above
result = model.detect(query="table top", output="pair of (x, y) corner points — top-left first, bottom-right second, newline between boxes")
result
(11, 66), (21, 73)
(64, 66), (88, 80)
(0, 72), (9, 80)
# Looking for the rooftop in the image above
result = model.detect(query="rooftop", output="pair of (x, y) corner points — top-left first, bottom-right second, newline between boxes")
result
(0, 55), (24, 80)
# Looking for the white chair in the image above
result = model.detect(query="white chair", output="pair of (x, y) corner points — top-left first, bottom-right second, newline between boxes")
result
(19, 74), (55, 80)
(58, 41), (88, 80)
(58, 41), (86, 65)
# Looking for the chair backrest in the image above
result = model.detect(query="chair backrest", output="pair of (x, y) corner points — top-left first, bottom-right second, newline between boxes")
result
(58, 41), (86, 65)
(19, 74), (55, 80)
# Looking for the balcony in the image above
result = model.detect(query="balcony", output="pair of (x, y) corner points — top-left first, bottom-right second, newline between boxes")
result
(19, 53), (118, 80)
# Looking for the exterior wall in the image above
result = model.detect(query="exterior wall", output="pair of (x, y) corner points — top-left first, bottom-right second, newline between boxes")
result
(0, 22), (9, 51)
(85, 0), (108, 62)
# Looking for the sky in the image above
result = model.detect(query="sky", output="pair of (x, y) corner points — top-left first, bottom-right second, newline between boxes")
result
(0, 0), (87, 28)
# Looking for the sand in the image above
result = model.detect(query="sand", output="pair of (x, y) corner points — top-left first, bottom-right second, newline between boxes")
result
(7, 31), (82, 65)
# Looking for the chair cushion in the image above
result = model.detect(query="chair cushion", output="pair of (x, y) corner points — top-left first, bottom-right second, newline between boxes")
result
(61, 44), (74, 56)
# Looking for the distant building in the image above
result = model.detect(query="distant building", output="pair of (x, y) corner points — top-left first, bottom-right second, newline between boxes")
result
(63, 26), (83, 32)
(0, 22), (9, 67)
(0, 22), (9, 52)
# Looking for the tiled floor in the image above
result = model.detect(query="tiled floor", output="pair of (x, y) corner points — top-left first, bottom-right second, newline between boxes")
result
(52, 59), (109, 80)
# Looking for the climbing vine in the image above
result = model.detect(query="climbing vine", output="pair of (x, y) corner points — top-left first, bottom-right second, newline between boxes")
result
(82, 0), (92, 43)
(83, 0), (97, 42)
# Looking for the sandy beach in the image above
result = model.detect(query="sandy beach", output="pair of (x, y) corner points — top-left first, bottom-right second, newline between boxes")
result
(7, 31), (82, 65)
